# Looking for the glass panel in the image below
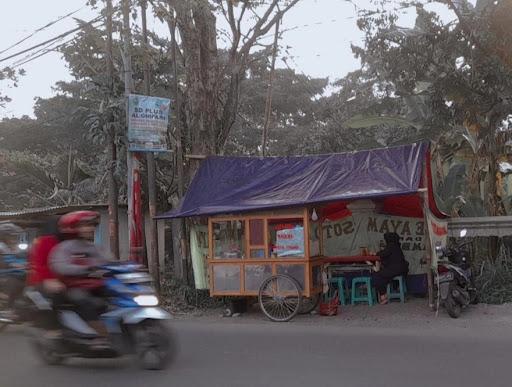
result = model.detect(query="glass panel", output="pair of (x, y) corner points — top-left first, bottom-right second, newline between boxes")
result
(312, 265), (322, 288)
(276, 264), (305, 290)
(213, 265), (241, 292)
(212, 220), (245, 259)
(268, 218), (305, 258)
(244, 264), (272, 292)
(250, 249), (265, 259)
(310, 218), (320, 257)
(249, 219), (264, 245)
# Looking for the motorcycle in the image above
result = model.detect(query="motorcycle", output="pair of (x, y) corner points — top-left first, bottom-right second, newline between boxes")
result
(26, 262), (175, 370)
(0, 253), (30, 330)
(434, 229), (478, 318)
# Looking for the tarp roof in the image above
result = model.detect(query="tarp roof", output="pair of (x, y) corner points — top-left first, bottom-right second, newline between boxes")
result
(159, 142), (429, 219)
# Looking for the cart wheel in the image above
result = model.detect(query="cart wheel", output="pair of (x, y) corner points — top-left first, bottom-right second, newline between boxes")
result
(299, 293), (321, 315)
(258, 274), (302, 322)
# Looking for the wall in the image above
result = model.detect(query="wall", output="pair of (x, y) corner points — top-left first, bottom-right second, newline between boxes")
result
(96, 208), (166, 270)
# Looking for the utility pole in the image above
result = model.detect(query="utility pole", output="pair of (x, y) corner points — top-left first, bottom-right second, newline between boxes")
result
(141, 0), (160, 291)
(170, 12), (187, 281)
(122, 0), (144, 263)
(261, 14), (280, 157)
(169, 13), (184, 199)
(105, 0), (119, 259)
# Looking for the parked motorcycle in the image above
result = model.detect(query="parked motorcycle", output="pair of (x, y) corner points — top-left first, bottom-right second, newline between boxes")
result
(27, 262), (175, 370)
(434, 229), (478, 318)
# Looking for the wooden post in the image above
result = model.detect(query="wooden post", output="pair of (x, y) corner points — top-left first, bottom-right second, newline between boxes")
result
(141, 0), (160, 292)
(122, 0), (144, 263)
(169, 14), (188, 282)
(420, 164), (435, 310)
(105, 0), (119, 259)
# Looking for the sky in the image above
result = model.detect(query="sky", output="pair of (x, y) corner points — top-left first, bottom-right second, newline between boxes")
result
(0, 0), (458, 118)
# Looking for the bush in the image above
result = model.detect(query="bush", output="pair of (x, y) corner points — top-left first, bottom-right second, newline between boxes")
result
(474, 243), (512, 304)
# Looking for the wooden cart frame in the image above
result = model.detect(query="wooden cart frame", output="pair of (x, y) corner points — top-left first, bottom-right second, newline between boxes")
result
(206, 207), (325, 321)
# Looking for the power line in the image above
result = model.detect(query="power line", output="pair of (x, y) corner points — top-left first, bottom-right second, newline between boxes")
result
(12, 34), (69, 67)
(0, 16), (103, 65)
(12, 37), (77, 69)
(0, 5), (88, 56)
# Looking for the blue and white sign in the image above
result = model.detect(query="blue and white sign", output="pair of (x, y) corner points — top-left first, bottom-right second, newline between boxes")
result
(128, 94), (170, 152)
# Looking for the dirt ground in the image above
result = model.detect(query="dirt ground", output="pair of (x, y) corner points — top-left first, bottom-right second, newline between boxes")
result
(172, 296), (512, 333)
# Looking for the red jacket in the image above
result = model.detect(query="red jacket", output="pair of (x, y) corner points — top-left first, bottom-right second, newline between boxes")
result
(27, 235), (60, 286)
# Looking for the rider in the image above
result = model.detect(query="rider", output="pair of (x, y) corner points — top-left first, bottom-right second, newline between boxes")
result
(49, 211), (110, 338)
(0, 222), (26, 317)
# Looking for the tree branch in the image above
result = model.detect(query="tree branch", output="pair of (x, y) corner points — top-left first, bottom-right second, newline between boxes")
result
(444, 0), (512, 69)
(226, 1), (238, 36)
(239, 0), (299, 61)
(237, 2), (247, 35)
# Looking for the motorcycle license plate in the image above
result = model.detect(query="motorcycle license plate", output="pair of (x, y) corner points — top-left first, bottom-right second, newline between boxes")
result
(439, 272), (453, 282)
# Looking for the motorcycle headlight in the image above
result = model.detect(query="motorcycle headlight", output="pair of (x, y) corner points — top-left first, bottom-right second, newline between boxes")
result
(133, 295), (159, 306)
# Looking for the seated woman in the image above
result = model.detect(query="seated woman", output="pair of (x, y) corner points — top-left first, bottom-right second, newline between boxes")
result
(372, 232), (409, 304)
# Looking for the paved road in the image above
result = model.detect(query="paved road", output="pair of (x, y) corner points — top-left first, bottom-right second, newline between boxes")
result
(0, 319), (509, 387)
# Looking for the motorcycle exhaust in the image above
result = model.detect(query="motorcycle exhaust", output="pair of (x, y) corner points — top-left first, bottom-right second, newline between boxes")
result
(451, 287), (470, 305)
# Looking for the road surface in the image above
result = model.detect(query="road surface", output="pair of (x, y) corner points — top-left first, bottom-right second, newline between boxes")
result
(0, 318), (509, 387)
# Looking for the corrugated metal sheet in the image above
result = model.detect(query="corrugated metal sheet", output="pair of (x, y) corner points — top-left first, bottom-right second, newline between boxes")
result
(0, 204), (110, 220)
(448, 216), (512, 237)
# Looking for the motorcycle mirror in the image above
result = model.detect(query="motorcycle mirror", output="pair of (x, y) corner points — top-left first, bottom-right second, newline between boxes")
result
(460, 229), (467, 238)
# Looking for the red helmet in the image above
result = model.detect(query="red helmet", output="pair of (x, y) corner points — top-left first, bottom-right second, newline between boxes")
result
(58, 211), (100, 234)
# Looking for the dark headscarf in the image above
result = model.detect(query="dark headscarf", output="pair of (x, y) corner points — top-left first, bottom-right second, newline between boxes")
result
(383, 232), (400, 246)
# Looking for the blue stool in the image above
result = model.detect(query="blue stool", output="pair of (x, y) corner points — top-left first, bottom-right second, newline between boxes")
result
(328, 277), (347, 305)
(351, 277), (374, 306)
(387, 276), (407, 303)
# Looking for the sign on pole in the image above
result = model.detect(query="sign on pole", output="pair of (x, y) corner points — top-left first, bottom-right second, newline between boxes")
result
(128, 94), (170, 152)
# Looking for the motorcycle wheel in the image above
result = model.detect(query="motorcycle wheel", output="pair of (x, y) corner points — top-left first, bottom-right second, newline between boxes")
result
(0, 301), (13, 332)
(470, 290), (479, 305)
(32, 339), (65, 366)
(446, 296), (462, 319)
(134, 321), (176, 370)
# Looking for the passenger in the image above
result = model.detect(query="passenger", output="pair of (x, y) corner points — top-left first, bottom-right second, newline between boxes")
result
(26, 216), (65, 334)
(27, 216), (65, 293)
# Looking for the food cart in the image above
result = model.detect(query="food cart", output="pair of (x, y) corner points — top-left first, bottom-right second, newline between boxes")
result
(159, 142), (445, 321)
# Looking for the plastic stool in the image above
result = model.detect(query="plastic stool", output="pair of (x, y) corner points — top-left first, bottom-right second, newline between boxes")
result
(387, 276), (406, 303)
(328, 277), (347, 305)
(351, 277), (374, 306)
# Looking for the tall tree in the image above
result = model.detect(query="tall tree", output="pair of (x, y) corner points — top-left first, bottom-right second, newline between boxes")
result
(346, 0), (512, 215)
(154, 0), (300, 159)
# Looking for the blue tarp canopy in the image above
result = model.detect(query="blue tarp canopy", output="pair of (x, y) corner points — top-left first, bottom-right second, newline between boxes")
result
(158, 142), (429, 219)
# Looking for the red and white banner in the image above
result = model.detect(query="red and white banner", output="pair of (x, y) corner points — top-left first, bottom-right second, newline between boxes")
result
(426, 210), (448, 268)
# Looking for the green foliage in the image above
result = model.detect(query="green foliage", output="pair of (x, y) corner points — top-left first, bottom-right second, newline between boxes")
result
(225, 51), (329, 156)
(0, 66), (25, 108)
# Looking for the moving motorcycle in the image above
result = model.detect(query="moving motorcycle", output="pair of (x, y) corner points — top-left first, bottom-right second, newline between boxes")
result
(0, 254), (30, 330)
(26, 262), (175, 370)
(434, 229), (478, 318)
